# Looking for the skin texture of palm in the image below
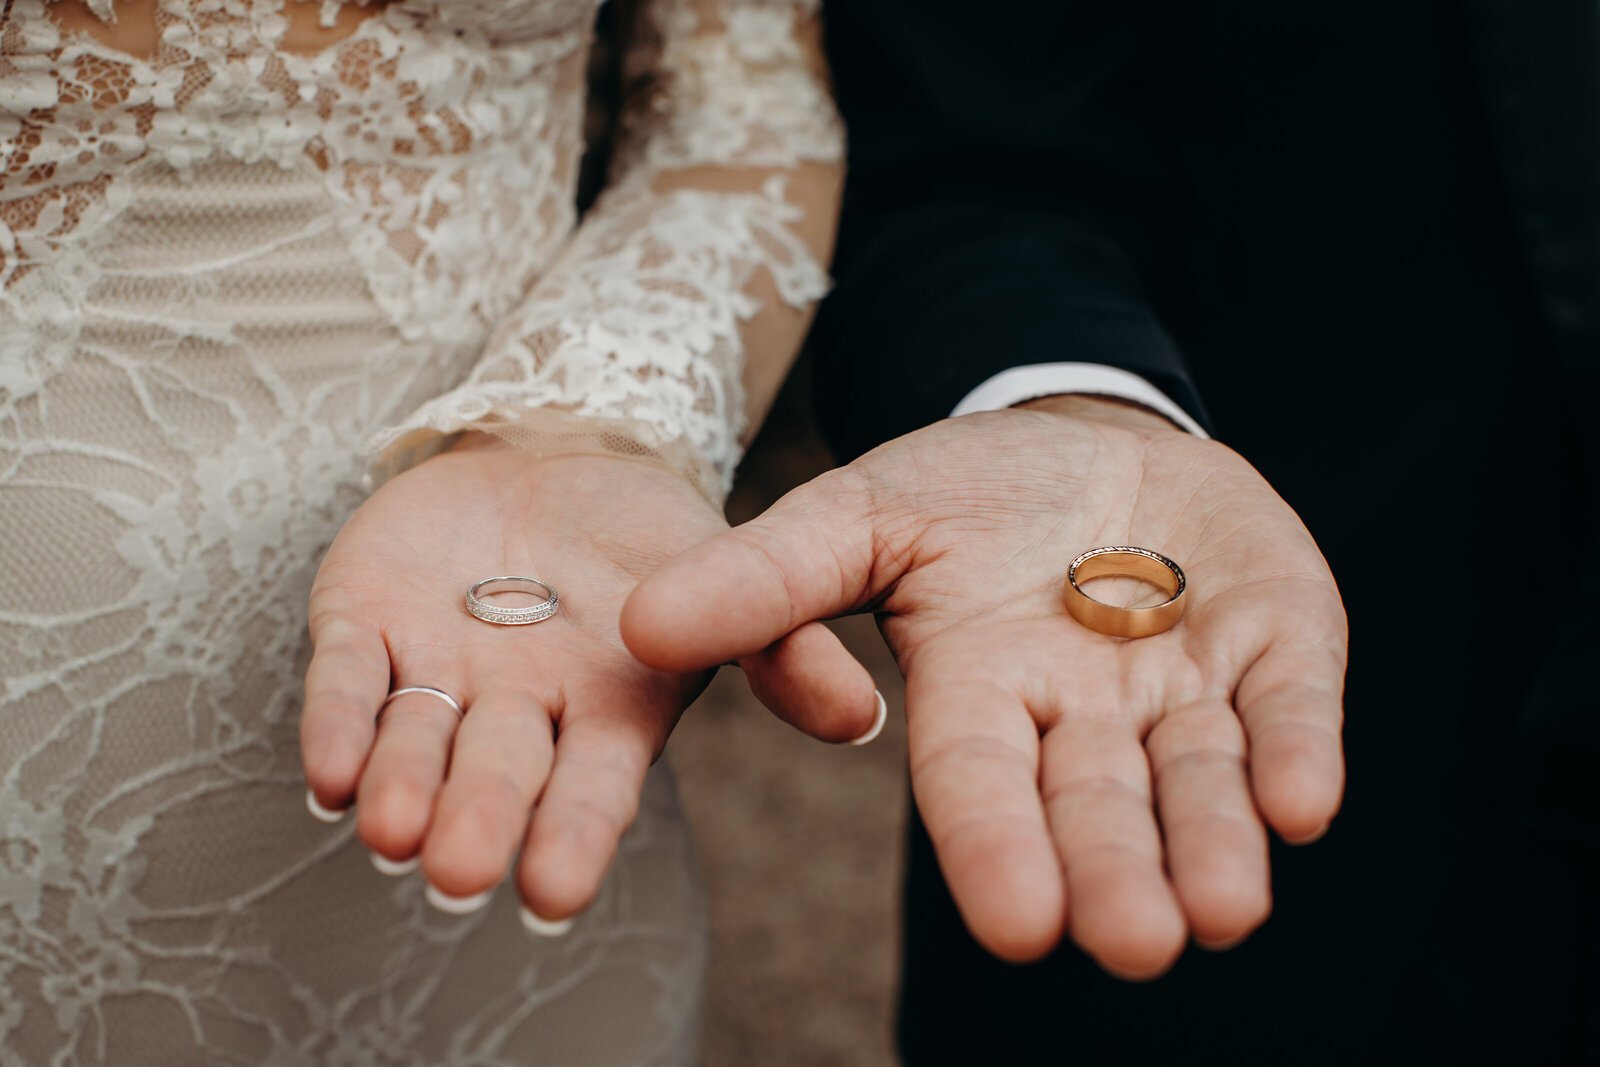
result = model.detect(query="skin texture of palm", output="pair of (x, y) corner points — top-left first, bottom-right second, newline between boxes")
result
(622, 407), (1348, 977)
(300, 443), (731, 922)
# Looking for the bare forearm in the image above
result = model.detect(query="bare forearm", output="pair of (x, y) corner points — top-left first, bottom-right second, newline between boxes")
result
(650, 161), (843, 442)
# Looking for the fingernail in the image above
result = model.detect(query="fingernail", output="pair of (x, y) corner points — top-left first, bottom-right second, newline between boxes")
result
(1283, 821), (1331, 846)
(849, 690), (888, 747)
(306, 789), (348, 823)
(519, 906), (575, 937)
(370, 852), (421, 877)
(1194, 932), (1248, 952)
(425, 884), (495, 914)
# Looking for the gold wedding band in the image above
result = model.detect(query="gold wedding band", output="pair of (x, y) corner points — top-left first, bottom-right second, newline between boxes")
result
(1063, 546), (1187, 638)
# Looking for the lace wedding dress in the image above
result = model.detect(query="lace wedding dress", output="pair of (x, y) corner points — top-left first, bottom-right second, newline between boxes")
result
(0, 0), (840, 1060)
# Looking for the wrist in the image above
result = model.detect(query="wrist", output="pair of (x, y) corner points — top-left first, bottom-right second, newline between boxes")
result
(428, 441), (725, 523)
(1015, 393), (1189, 434)
(420, 412), (726, 507)
(448, 432), (706, 488)
(448, 430), (517, 454)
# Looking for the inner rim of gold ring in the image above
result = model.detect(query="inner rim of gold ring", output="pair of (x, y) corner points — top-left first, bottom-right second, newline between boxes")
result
(1070, 551), (1184, 609)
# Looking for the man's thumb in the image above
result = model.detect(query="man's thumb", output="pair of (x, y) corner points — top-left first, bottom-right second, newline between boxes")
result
(620, 467), (885, 672)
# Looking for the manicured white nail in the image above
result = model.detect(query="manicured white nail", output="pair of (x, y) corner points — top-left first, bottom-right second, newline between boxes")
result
(1283, 823), (1330, 846)
(519, 906), (575, 937)
(849, 690), (888, 747)
(1195, 932), (1248, 952)
(370, 852), (420, 877)
(425, 884), (495, 914)
(306, 789), (347, 823)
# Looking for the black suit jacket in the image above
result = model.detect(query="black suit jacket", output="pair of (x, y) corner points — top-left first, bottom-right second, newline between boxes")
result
(812, 2), (1600, 1061)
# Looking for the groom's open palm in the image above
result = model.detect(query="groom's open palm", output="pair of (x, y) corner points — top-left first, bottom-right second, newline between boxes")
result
(623, 408), (1347, 976)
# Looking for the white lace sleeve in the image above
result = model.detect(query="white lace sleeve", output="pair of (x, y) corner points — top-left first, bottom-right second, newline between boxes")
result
(371, 0), (843, 502)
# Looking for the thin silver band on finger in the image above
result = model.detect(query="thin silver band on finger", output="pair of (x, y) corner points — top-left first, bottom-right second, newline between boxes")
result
(466, 576), (559, 626)
(378, 686), (464, 724)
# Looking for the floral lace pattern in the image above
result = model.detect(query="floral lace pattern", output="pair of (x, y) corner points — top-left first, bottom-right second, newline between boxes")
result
(374, 0), (842, 497)
(378, 176), (830, 500)
(0, 0), (836, 1061)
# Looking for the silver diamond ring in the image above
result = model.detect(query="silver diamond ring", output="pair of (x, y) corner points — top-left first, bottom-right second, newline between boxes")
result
(378, 686), (463, 723)
(466, 576), (559, 626)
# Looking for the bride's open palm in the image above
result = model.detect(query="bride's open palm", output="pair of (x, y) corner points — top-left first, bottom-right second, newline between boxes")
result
(300, 441), (728, 925)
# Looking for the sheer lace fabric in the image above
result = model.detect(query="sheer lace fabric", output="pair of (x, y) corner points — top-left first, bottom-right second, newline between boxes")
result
(380, 175), (830, 500)
(374, 0), (842, 499)
(0, 0), (838, 1061)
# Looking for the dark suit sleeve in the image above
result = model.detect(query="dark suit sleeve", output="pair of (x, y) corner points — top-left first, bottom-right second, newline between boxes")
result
(811, 0), (1205, 460)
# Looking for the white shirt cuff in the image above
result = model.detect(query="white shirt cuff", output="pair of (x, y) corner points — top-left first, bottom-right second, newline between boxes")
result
(949, 362), (1208, 437)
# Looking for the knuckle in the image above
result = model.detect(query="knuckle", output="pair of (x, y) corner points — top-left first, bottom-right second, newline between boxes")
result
(910, 733), (1033, 783)
(309, 610), (369, 647)
(1041, 771), (1147, 811)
